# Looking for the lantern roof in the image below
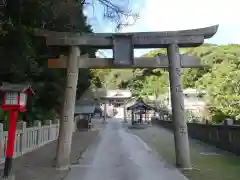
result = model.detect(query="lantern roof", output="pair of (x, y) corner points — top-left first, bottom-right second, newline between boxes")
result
(126, 97), (154, 110)
(0, 82), (34, 94)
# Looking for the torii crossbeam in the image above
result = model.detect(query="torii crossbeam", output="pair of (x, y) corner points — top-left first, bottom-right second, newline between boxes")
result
(35, 25), (218, 170)
(48, 54), (205, 69)
(35, 25), (218, 48)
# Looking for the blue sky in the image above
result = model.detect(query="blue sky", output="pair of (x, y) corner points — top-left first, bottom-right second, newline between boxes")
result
(84, 0), (240, 57)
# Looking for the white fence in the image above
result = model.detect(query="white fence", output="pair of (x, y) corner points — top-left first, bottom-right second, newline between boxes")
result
(0, 120), (59, 163)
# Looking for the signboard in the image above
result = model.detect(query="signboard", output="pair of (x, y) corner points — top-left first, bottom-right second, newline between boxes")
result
(113, 35), (134, 65)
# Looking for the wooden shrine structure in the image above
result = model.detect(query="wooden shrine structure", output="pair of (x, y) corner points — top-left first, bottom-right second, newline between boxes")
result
(127, 98), (154, 125)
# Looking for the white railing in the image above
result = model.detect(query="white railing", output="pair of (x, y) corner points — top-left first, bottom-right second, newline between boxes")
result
(0, 120), (59, 163)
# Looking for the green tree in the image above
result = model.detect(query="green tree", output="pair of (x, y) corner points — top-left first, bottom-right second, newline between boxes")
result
(118, 44), (240, 123)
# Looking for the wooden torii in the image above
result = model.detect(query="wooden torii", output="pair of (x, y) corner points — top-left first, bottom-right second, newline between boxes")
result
(35, 25), (218, 170)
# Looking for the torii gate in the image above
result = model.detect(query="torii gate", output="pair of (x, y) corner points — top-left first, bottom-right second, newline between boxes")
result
(35, 25), (218, 170)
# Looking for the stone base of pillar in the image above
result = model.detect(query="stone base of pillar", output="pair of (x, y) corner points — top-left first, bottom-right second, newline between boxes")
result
(177, 167), (193, 171)
(2, 174), (15, 180)
(102, 119), (108, 124)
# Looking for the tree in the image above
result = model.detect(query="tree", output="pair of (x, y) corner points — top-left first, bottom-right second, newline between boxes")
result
(107, 44), (240, 123)
(83, 0), (139, 30)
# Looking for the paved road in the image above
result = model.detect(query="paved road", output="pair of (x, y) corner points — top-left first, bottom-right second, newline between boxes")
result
(64, 118), (188, 180)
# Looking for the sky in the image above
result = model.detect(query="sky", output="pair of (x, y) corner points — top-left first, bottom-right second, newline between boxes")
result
(84, 0), (240, 57)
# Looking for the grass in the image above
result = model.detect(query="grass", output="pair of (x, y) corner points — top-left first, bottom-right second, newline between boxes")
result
(130, 126), (240, 180)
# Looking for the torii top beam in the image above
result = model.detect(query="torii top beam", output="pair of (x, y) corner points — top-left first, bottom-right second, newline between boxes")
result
(34, 25), (218, 48)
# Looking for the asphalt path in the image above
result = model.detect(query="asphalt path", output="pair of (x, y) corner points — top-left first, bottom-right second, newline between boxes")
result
(64, 118), (188, 180)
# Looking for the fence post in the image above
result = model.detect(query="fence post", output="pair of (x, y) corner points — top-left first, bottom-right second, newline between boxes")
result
(34, 120), (42, 146)
(0, 123), (4, 161)
(55, 119), (60, 139)
(44, 120), (52, 141)
(17, 121), (27, 155)
(216, 130), (219, 142)
(208, 130), (212, 141)
(73, 116), (77, 133)
(228, 131), (232, 143)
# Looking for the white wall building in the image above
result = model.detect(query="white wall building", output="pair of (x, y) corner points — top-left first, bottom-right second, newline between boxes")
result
(96, 89), (132, 118)
(167, 87), (207, 114)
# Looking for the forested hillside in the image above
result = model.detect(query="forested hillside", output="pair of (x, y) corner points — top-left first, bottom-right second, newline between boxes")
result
(101, 44), (240, 122)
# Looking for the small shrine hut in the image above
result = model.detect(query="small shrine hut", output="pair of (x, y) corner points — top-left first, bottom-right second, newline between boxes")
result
(127, 98), (155, 125)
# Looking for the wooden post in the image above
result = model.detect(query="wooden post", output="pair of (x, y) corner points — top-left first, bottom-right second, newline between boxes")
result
(0, 123), (4, 161)
(44, 120), (52, 141)
(167, 43), (191, 169)
(17, 121), (27, 155)
(55, 46), (80, 170)
(34, 120), (42, 146)
(103, 102), (107, 124)
(131, 111), (134, 125)
(123, 101), (127, 123)
(145, 111), (147, 123)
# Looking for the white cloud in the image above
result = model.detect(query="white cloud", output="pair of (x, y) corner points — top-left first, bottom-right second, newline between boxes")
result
(121, 0), (240, 32)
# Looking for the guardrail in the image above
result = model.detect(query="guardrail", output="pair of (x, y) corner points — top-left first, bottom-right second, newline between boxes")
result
(0, 120), (59, 163)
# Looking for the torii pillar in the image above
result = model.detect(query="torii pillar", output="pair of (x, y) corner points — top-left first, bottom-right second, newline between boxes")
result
(167, 44), (191, 168)
(123, 102), (127, 123)
(56, 46), (80, 170)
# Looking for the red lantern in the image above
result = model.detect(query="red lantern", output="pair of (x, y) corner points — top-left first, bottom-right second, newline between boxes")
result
(0, 82), (34, 178)
(1, 83), (34, 112)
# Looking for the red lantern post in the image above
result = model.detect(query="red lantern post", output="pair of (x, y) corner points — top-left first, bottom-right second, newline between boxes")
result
(0, 83), (34, 178)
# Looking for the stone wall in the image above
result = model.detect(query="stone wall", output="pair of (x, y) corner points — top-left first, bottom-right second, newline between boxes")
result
(152, 118), (240, 155)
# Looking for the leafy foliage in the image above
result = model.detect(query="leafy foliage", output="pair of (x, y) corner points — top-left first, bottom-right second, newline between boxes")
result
(100, 44), (240, 123)
(0, 0), (95, 125)
(0, 0), (138, 125)
(154, 45), (240, 122)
